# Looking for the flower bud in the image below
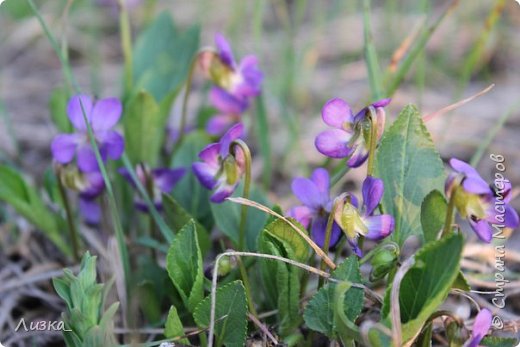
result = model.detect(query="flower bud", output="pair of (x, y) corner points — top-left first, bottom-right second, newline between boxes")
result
(444, 318), (467, 347)
(370, 246), (399, 281)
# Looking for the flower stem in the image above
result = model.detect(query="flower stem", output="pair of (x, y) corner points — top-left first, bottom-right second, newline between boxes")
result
(118, 0), (134, 98)
(232, 140), (252, 251)
(318, 198), (341, 288)
(56, 169), (80, 262)
(442, 190), (457, 238)
(229, 140), (257, 317)
(366, 106), (378, 176)
(331, 162), (351, 187)
(171, 48), (216, 158)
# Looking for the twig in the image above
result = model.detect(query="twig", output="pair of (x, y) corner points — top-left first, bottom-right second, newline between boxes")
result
(0, 266), (79, 294)
(423, 84), (494, 122)
(226, 197), (336, 269)
(248, 313), (278, 345)
(390, 255), (416, 347)
(207, 251), (378, 347)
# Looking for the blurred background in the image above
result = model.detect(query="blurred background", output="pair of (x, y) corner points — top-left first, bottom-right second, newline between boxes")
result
(1, 0), (520, 197)
(1, 0), (520, 344)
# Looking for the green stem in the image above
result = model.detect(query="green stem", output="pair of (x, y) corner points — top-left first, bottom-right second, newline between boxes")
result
(232, 140), (252, 251)
(442, 190), (456, 238)
(366, 106), (378, 176)
(231, 139), (257, 318)
(330, 161), (350, 187)
(118, 0), (134, 98)
(318, 198), (341, 288)
(56, 169), (80, 262)
(237, 258), (258, 318)
(143, 164), (157, 259)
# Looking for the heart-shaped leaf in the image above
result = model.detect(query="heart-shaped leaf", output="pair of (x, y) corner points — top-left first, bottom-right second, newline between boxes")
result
(375, 105), (445, 246)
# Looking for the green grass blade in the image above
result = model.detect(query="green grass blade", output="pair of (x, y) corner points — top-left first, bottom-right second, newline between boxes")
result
(254, 94), (272, 190)
(470, 102), (518, 167)
(27, 0), (130, 289)
(455, 0), (506, 99)
(386, 0), (460, 97)
(121, 154), (174, 242)
(362, 0), (384, 100)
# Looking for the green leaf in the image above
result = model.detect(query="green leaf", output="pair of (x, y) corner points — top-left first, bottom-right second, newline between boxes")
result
(452, 271), (470, 291)
(123, 90), (164, 166)
(382, 233), (463, 344)
(303, 256), (363, 339)
(0, 165), (70, 256)
(132, 12), (199, 101)
(194, 281), (248, 347)
(211, 184), (269, 250)
(162, 193), (210, 254)
(171, 130), (213, 226)
(49, 87), (72, 133)
(263, 218), (309, 263)
(481, 336), (519, 347)
(333, 282), (361, 344)
(166, 220), (204, 312)
(258, 233), (302, 336)
(165, 305), (189, 344)
(304, 279), (336, 337)
(375, 105), (445, 246)
(421, 190), (447, 243)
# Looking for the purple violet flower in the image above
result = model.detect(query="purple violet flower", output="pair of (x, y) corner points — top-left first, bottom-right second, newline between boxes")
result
(58, 165), (105, 224)
(315, 97), (390, 168)
(78, 171), (105, 224)
(206, 87), (249, 136)
(209, 33), (263, 99)
(334, 176), (395, 256)
(192, 123), (246, 203)
(51, 95), (125, 173)
(446, 158), (519, 242)
(467, 308), (492, 347)
(119, 165), (186, 212)
(287, 168), (343, 249)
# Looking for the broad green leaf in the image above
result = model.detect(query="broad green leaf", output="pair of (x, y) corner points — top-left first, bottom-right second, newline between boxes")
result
(132, 11), (199, 101)
(134, 255), (174, 324)
(303, 256), (363, 339)
(375, 105), (445, 246)
(481, 336), (519, 347)
(258, 233), (302, 336)
(171, 131), (213, 226)
(304, 280), (335, 337)
(166, 220), (204, 312)
(194, 281), (248, 347)
(124, 90), (163, 166)
(421, 190), (447, 243)
(263, 218), (309, 263)
(0, 165), (70, 256)
(211, 184), (269, 250)
(333, 282), (361, 344)
(165, 306), (189, 344)
(49, 87), (72, 133)
(382, 233), (463, 344)
(162, 193), (210, 254)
